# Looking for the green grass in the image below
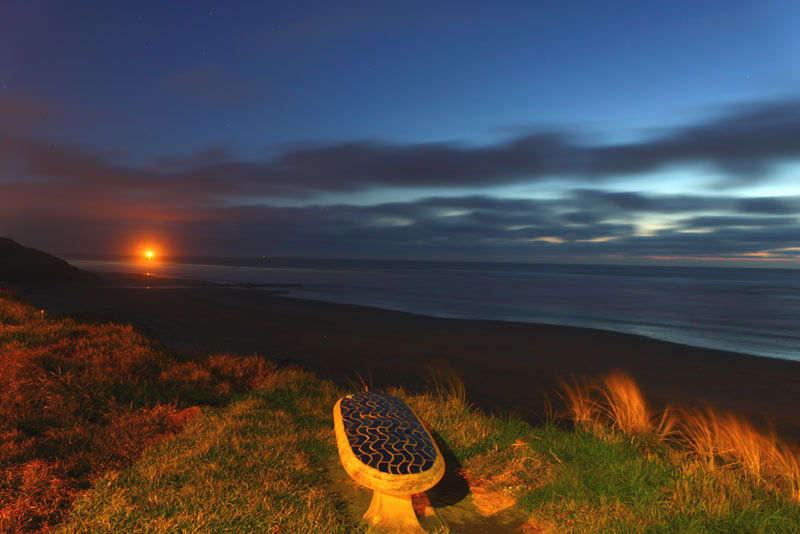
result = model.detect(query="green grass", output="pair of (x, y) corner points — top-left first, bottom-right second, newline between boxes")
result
(3, 288), (800, 533)
(56, 368), (357, 534)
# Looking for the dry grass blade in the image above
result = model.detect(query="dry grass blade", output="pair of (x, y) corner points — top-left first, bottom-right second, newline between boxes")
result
(556, 375), (599, 426)
(594, 372), (651, 435)
(680, 407), (721, 470)
(771, 442), (800, 503)
(715, 412), (775, 480)
(346, 370), (372, 393)
(651, 405), (680, 444)
(427, 361), (467, 405)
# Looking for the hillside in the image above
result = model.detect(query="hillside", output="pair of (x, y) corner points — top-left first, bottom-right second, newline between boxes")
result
(2, 290), (800, 533)
(0, 237), (94, 282)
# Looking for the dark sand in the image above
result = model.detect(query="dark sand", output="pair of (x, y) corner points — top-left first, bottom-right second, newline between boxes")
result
(19, 273), (800, 444)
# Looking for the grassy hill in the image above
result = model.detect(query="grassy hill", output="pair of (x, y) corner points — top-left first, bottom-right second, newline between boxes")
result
(1, 289), (800, 533)
(0, 238), (94, 283)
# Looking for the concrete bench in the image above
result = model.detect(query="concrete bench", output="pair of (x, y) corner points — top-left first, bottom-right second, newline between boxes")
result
(333, 392), (445, 533)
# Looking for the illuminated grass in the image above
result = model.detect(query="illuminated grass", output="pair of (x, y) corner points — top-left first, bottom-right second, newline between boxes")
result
(0, 289), (274, 533)
(56, 368), (356, 534)
(3, 288), (800, 533)
(395, 375), (800, 533)
(550, 371), (800, 532)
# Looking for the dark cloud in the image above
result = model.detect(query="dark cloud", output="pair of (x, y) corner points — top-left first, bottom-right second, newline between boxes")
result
(615, 227), (800, 257)
(253, 97), (800, 192)
(2, 96), (800, 200)
(569, 190), (800, 218)
(737, 197), (797, 215)
(570, 190), (658, 210)
(562, 211), (605, 225)
(681, 215), (799, 229)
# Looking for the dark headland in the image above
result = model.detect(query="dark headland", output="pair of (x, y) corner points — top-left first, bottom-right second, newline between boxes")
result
(0, 237), (96, 283)
(8, 239), (800, 444)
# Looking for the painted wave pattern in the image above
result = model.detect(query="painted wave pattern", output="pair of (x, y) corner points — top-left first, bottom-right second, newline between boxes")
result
(340, 392), (437, 475)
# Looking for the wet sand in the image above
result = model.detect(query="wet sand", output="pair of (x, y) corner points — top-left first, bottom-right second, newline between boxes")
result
(18, 272), (800, 444)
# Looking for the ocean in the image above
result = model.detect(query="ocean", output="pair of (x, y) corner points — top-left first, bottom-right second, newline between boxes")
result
(69, 257), (800, 363)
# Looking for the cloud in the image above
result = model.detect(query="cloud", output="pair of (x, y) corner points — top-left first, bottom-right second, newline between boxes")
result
(569, 190), (800, 217)
(680, 215), (799, 230)
(737, 197), (797, 214)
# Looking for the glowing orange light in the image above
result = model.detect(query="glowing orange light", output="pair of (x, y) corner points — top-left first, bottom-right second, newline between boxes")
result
(145, 249), (155, 259)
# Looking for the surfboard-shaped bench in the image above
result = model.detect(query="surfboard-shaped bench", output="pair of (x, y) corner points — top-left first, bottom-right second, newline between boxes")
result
(333, 392), (445, 533)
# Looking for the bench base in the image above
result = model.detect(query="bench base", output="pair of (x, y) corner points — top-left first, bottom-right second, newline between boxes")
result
(362, 490), (426, 534)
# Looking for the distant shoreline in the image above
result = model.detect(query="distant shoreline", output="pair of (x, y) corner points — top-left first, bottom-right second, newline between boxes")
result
(18, 270), (800, 445)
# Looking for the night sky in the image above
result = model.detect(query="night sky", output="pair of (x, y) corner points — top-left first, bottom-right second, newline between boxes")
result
(2, 1), (799, 266)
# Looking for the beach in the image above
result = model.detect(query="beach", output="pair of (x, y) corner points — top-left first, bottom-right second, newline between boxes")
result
(19, 272), (800, 444)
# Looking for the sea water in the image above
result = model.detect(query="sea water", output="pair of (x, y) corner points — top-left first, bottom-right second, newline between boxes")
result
(69, 257), (800, 363)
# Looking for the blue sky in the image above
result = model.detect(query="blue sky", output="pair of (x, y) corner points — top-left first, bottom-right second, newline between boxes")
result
(1, 1), (799, 265)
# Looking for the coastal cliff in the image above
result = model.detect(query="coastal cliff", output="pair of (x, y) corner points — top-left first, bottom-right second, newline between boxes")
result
(0, 237), (95, 282)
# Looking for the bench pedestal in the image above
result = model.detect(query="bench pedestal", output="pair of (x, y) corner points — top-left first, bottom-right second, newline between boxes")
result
(362, 491), (426, 533)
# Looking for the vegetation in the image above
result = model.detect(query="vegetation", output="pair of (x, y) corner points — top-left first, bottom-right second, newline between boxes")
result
(0, 288), (273, 533)
(559, 372), (800, 506)
(2, 289), (800, 533)
(57, 367), (356, 534)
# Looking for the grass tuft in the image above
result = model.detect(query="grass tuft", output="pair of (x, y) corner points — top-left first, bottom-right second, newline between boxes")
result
(428, 360), (468, 406)
(557, 372), (677, 443)
(557, 375), (599, 427)
(681, 405), (800, 501)
(595, 372), (651, 435)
